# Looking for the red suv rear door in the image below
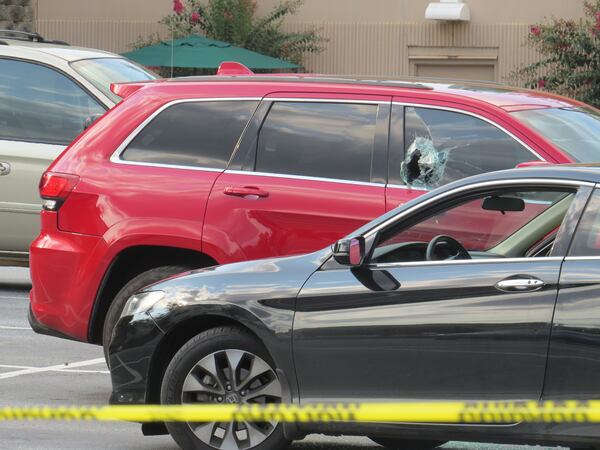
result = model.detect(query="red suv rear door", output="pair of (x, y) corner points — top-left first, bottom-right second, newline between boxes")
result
(203, 93), (390, 264)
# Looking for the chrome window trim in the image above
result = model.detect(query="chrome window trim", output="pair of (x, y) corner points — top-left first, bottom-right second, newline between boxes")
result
(369, 256), (564, 270)
(109, 96), (542, 182)
(264, 97), (386, 105)
(565, 256), (600, 261)
(109, 97), (262, 170)
(224, 169), (386, 188)
(248, 97), (388, 184)
(238, 99), (548, 189)
(364, 178), (594, 239)
(387, 184), (429, 191)
(112, 159), (225, 173)
(395, 101), (544, 161)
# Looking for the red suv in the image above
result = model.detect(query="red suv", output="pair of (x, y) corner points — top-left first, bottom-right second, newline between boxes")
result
(29, 66), (600, 355)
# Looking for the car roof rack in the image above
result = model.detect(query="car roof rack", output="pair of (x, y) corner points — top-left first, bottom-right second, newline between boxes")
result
(0, 29), (69, 46)
(175, 62), (432, 90)
(172, 74), (435, 90)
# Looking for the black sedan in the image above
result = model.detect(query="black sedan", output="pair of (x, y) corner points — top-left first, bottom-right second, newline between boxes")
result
(109, 166), (600, 450)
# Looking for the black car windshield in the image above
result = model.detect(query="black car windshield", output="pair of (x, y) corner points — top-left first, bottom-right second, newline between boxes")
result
(70, 57), (157, 103)
(512, 107), (600, 162)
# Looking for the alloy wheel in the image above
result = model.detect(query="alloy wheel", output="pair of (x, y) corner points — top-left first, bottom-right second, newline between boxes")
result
(181, 349), (283, 450)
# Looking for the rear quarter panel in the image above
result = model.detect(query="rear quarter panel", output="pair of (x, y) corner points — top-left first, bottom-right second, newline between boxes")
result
(49, 87), (226, 252)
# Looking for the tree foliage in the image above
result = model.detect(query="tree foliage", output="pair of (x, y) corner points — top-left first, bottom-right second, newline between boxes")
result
(516, 0), (600, 107)
(139, 0), (325, 68)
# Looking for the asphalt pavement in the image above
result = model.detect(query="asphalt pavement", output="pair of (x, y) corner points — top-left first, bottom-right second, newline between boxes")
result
(0, 271), (568, 450)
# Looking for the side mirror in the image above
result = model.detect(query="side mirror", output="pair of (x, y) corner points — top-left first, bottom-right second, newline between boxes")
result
(333, 237), (366, 267)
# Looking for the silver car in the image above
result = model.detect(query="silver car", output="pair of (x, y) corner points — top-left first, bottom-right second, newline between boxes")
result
(0, 30), (157, 266)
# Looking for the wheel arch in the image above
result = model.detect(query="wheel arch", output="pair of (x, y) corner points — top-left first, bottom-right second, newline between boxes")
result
(88, 245), (218, 344)
(144, 314), (294, 406)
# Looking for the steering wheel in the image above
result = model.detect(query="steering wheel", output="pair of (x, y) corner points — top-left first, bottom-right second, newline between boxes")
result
(425, 235), (471, 261)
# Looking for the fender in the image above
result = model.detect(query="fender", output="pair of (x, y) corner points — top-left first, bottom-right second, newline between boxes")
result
(151, 305), (298, 404)
(143, 251), (328, 408)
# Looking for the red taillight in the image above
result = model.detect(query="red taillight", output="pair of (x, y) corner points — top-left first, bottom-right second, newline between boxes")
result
(39, 172), (79, 211)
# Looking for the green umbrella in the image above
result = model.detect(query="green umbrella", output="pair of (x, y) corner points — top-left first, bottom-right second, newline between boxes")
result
(122, 35), (298, 70)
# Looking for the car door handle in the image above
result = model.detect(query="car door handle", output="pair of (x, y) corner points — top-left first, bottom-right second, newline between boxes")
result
(495, 276), (545, 292)
(0, 162), (10, 176)
(223, 186), (269, 199)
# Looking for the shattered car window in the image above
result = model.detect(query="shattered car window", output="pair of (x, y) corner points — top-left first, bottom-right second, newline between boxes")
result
(401, 107), (536, 189)
(400, 137), (448, 188)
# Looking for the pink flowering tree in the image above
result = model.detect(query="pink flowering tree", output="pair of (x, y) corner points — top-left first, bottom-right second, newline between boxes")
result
(155, 0), (325, 66)
(516, 0), (600, 107)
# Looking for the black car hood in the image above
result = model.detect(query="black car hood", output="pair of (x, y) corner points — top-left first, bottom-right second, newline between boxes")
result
(143, 249), (331, 309)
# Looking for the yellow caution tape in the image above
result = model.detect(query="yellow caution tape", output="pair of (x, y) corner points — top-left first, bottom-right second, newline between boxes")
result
(0, 401), (599, 423)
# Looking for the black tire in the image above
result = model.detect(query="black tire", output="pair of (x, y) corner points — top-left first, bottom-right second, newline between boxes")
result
(370, 437), (446, 450)
(161, 326), (291, 450)
(102, 265), (191, 364)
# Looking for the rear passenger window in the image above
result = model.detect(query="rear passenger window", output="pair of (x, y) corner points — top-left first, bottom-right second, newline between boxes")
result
(256, 102), (378, 183)
(401, 106), (536, 189)
(121, 101), (257, 169)
(569, 190), (600, 257)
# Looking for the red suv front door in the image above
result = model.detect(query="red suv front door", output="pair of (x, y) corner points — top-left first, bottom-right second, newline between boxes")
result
(203, 94), (391, 264)
(385, 100), (547, 211)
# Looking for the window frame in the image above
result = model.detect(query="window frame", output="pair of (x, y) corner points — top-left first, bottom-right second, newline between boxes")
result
(110, 97), (261, 172)
(229, 97), (391, 186)
(0, 56), (107, 146)
(566, 186), (600, 260)
(387, 102), (544, 188)
(360, 179), (593, 269)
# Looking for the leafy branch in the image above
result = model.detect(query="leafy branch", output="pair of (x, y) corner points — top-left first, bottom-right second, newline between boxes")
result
(134, 0), (326, 69)
(514, 0), (600, 107)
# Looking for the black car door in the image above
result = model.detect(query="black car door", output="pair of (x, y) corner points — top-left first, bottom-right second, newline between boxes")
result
(544, 186), (600, 401)
(293, 181), (590, 404)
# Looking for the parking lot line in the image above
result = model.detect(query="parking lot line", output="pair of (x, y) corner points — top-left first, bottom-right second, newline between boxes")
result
(0, 364), (109, 375)
(0, 358), (106, 380)
(0, 364), (31, 370)
(0, 326), (31, 330)
(54, 368), (110, 374)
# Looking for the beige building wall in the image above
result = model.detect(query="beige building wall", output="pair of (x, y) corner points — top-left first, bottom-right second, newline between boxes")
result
(35, 0), (586, 82)
(35, 0), (171, 54)
(257, 0), (584, 24)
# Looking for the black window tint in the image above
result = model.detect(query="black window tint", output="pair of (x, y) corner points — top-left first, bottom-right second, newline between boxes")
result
(256, 102), (378, 183)
(402, 107), (535, 189)
(0, 59), (105, 145)
(122, 101), (258, 169)
(569, 189), (600, 257)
